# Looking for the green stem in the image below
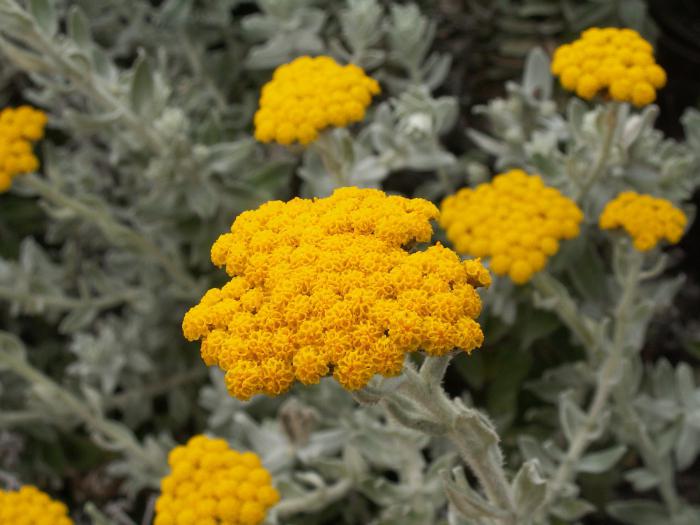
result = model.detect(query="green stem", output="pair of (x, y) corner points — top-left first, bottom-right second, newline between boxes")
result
(0, 411), (40, 426)
(107, 368), (207, 409)
(386, 355), (518, 524)
(312, 132), (347, 188)
(608, 249), (681, 515)
(0, 369), (207, 427)
(0, 286), (138, 311)
(20, 174), (199, 294)
(574, 102), (618, 201)
(531, 272), (597, 352)
(541, 250), (641, 511)
(0, 347), (166, 484)
(274, 478), (353, 518)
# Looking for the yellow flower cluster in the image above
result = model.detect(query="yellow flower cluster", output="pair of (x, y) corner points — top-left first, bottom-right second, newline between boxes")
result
(154, 435), (279, 525)
(551, 27), (666, 106)
(0, 106), (47, 192)
(0, 485), (73, 525)
(183, 187), (489, 399)
(253, 56), (380, 145)
(599, 191), (687, 251)
(440, 170), (583, 285)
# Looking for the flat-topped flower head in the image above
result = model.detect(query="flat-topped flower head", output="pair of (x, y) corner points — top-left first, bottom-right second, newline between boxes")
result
(0, 106), (47, 192)
(183, 187), (489, 399)
(440, 169), (583, 285)
(599, 192), (687, 251)
(253, 56), (380, 145)
(0, 485), (72, 525)
(551, 27), (666, 106)
(154, 435), (279, 525)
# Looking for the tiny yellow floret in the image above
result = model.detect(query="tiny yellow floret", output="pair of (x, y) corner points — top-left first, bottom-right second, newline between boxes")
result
(440, 169), (583, 285)
(0, 485), (73, 525)
(253, 56), (380, 146)
(0, 106), (47, 193)
(183, 187), (488, 399)
(154, 435), (279, 525)
(551, 27), (666, 106)
(599, 192), (687, 251)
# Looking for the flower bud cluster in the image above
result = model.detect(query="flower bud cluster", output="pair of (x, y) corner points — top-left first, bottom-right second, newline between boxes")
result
(0, 106), (47, 192)
(183, 187), (489, 399)
(154, 435), (279, 525)
(0, 485), (72, 525)
(254, 56), (380, 145)
(440, 170), (583, 284)
(599, 191), (687, 251)
(551, 27), (666, 106)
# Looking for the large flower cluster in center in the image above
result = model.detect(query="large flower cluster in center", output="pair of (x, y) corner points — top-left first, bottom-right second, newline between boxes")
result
(599, 191), (687, 251)
(183, 187), (489, 399)
(0, 485), (73, 525)
(551, 27), (666, 106)
(440, 170), (583, 284)
(0, 106), (47, 192)
(154, 435), (279, 525)
(253, 56), (380, 145)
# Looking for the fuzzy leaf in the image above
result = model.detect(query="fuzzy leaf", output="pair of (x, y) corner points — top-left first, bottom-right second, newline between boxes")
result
(29, 0), (56, 36)
(512, 460), (547, 515)
(577, 445), (626, 474)
(624, 468), (659, 491)
(558, 392), (587, 443)
(607, 500), (668, 525)
(130, 53), (156, 116)
(522, 47), (552, 101)
(67, 6), (91, 48)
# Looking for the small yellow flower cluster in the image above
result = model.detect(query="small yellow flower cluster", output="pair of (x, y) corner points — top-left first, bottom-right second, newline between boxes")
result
(0, 485), (73, 525)
(599, 191), (687, 251)
(551, 27), (666, 106)
(154, 435), (279, 525)
(0, 106), (47, 192)
(183, 187), (489, 399)
(254, 56), (380, 145)
(440, 170), (583, 285)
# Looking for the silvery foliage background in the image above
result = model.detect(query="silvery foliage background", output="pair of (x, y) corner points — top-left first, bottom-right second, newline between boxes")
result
(0, 0), (698, 524)
(463, 49), (700, 525)
(0, 1), (480, 523)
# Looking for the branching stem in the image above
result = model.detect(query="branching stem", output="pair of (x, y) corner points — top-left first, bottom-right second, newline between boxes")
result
(20, 174), (199, 294)
(0, 347), (166, 484)
(382, 355), (519, 525)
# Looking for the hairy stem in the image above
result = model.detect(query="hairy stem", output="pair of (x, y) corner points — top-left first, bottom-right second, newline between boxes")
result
(107, 368), (207, 409)
(574, 102), (619, 200)
(386, 355), (518, 524)
(541, 249), (641, 511)
(531, 273), (597, 351)
(20, 174), (199, 294)
(274, 478), (353, 518)
(0, 347), (166, 484)
(609, 249), (682, 514)
(0, 286), (139, 311)
(312, 132), (348, 188)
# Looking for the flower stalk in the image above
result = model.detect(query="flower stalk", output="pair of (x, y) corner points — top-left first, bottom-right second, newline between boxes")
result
(368, 354), (520, 525)
(540, 248), (641, 509)
(0, 341), (166, 486)
(574, 101), (619, 200)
